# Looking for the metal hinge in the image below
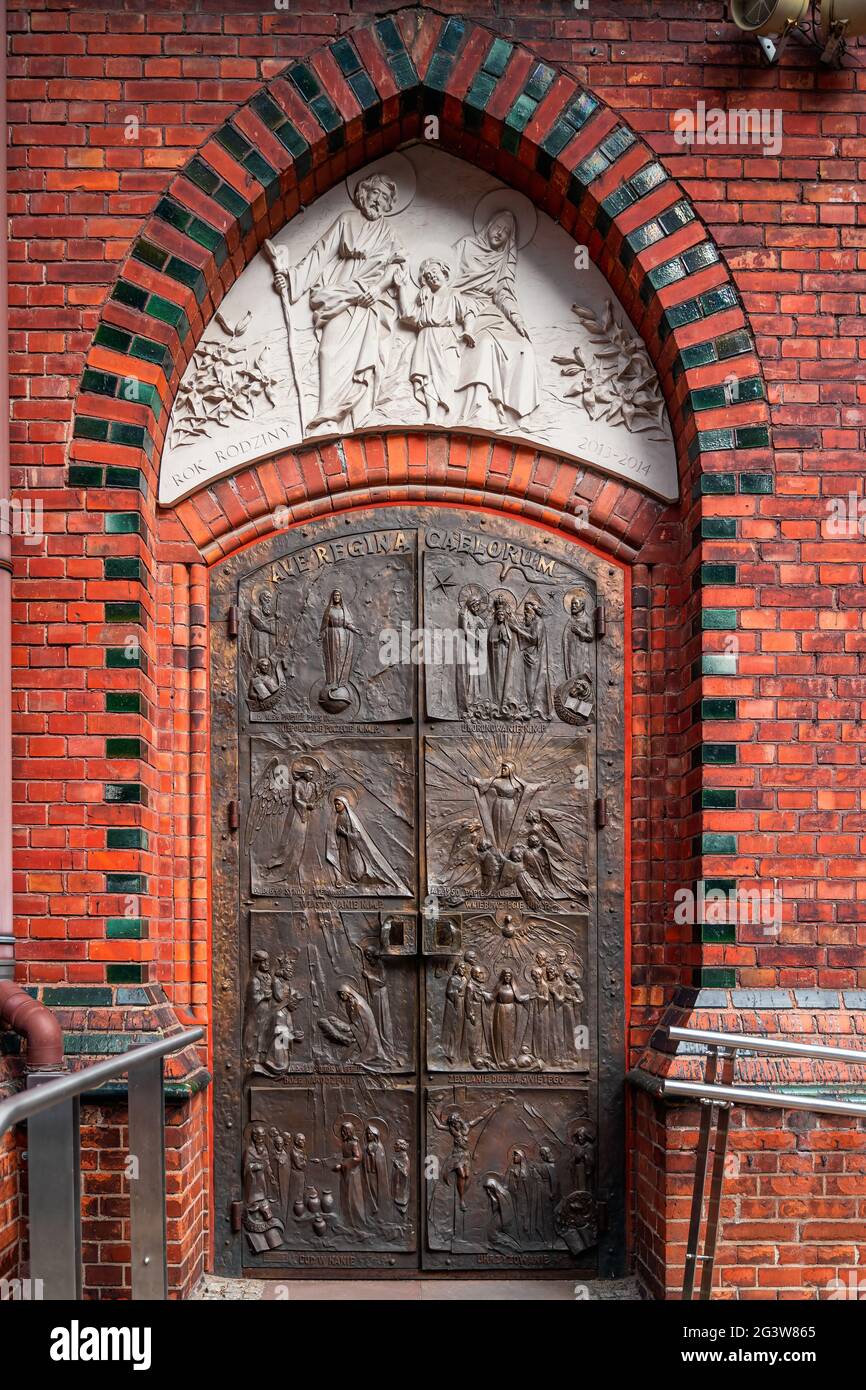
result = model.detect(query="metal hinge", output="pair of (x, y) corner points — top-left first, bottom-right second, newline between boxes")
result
(227, 604), (239, 639)
(594, 601), (606, 639)
(595, 796), (607, 829)
(230, 1200), (243, 1233)
(227, 800), (240, 833)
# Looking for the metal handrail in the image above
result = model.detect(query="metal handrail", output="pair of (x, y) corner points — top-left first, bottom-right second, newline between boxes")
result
(0, 1026), (203, 1136)
(663, 1023), (866, 1301)
(667, 1023), (866, 1068)
(1, 1025), (203, 1301)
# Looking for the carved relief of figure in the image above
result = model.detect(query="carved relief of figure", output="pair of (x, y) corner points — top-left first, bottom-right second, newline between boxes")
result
(288, 1133), (307, 1210)
(486, 598), (521, 716)
(243, 1125), (274, 1211)
(570, 1125), (596, 1193)
(270, 173), (407, 431)
(464, 964), (494, 1068)
(531, 1144), (559, 1244)
(243, 950), (273, 1064)
(326, 796), (403, 891)
(562, 593), (594, 679)
(429, 1102), (501, 1214)
(263, 954), (304, 1074)
(361, 946), (394, 1058)
(332, 1121), (366, 1231)
(247, 589), (277, 663)
(506, 1147), (533, 1237)
(247, 655), (287, 710)
(455, 590), (488, 716)
(335, 984), (388, 1067)
(483, 1175), (521, 1252)
(318, 588), (360, 713)
(397, 257), (477, 421)
(391, 1138), (411, 1216)
(441, 959), (469, 1062)
(562, 967), (585, 1062)
(363, 1124), (390, 1217)
(509, 599), (552, 719)
(485, 967), (529, 1068)
(270, 1130), (292, 1221)
(468, 760), (550, 852)
(527, 965), (550, 1064)
(267, 763), (326, 879)
(451, 211), (540, 427)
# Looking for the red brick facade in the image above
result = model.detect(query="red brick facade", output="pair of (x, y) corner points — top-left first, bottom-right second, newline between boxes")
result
(3, 1), (865, 1298)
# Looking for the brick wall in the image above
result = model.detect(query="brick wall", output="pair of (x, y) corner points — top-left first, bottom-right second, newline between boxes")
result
(5, 0), (866, 1298)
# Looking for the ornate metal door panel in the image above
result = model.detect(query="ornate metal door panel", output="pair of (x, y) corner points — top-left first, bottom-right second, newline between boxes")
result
(211, 508), (625, 1278)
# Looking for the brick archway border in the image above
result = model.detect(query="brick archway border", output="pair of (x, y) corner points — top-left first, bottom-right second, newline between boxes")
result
(50, 7), (776, 1289)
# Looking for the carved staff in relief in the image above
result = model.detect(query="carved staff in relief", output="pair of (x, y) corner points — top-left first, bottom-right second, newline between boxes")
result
(264, 236), (306, 438)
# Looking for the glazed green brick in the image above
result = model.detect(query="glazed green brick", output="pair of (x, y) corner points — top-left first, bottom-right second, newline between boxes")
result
(701, 653), (737, 676)
(104, 513), (142, 535)
(701, 744), (737, 766)
(94, 324), (132, 354)
(701, 923), (737, 945)
(735, 425), (770, 451)
(107, 965), (144, 986)
(106, 873), (146, 895)
(702, 698), (736, 721)
(81, 368), (119, 398)
(106, 647), (142, 670)
(697, 474), (736, 496)
(104, 782), (143, 804)
(701, 832), (737, 855)
(69, 465), (104, 487)
(700, 788), (737, 809)
(105, 557), (142, 580)
(106, 738), (143, 759)
(106, 828), (148, 851)
(700, 564), (737, 586)
(703, 878), (738, 896)
(700, 518), (738, 540)
(105, 466), (146, 490)
(106, 691), (141, 714)
(43, 987), (112, 1008)
(145, 292), (185, 329)
(701, 968), (736, 988)
(112, 279), (149, 313)
(105, 601), (142, 624)
(73, 416), (109, 443)
(739, 472), (773, 494)
(702, 609), (737, 631)
(482, 36), (513, 76)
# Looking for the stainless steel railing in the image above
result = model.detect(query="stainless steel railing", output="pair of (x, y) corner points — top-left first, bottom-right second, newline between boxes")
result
(663, 1024), (866, 1300)
(0, 1026), (204, 1301)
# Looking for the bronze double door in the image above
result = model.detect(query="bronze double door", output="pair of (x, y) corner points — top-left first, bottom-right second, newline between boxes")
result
(211, 507), (625, 1276)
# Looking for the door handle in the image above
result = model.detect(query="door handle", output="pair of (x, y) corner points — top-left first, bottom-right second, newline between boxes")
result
(421, 909), (463, 956)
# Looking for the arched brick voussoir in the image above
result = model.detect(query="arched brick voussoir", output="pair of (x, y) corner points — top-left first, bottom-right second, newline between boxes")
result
(172, 434), (672, 570)
(69, 6), (771, 516)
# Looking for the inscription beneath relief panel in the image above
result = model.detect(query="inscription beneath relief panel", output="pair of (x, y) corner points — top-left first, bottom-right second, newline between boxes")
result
(242, 529), (414, 725)
(246, 735), (415, 898)
(423, 527), (596, 727)
(426, 910), (589, 1074)
(244, 1084), (416, 1255)
(424, 1087), (596, 1260)
(424, 731), (591, 913)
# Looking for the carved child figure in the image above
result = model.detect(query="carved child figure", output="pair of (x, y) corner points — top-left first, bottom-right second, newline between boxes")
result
(398, 258), (477, 422)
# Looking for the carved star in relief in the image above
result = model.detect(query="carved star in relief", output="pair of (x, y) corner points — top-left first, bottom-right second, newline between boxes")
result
(431, 571), (456, 596)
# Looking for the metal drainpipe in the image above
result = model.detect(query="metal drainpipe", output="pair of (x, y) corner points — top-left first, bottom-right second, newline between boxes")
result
(0, 0), (62, 1076)
(0, 0), (14, 984)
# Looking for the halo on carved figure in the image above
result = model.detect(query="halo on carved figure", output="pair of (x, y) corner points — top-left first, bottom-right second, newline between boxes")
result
(345, 152), (417, 216)
(330, 786), (358, 808)
(473, 187), (538, 249)
(563, 586), (590, 615)
(458, 582), (489, 614)
(291, 755), (324, 780)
